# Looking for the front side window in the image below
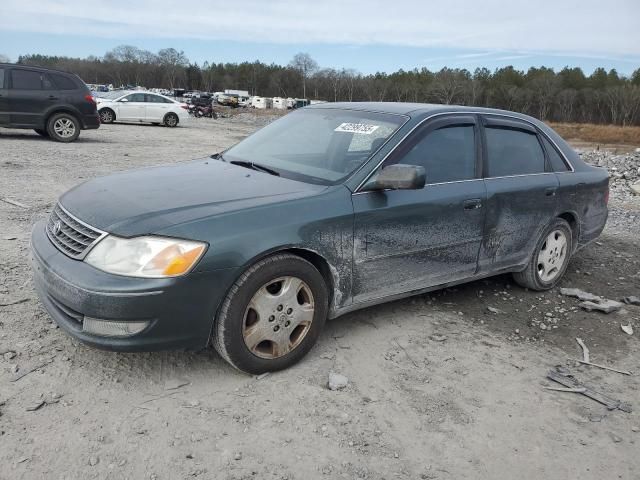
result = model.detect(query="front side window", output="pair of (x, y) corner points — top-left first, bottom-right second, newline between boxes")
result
(395, 125), (476, 184)
(485, 127), (546, 177)
(123, 93), (145, 102)
(0, 69), (4, 89)
(10, 69), (42, 90)
(224, 108), (406, 185)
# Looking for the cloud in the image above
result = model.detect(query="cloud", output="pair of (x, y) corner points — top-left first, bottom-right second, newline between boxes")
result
(0, 0), (638, 58)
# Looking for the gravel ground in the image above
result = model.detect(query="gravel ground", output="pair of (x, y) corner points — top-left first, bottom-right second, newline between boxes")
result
(1, 118), (639, 480)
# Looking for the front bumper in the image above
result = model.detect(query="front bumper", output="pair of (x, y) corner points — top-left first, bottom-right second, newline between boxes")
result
(31, 220), (238, 351)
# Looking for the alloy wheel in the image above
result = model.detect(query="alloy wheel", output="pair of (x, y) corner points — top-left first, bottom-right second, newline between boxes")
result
(53, 118), (76, 138)
(242, 276), (315, 359)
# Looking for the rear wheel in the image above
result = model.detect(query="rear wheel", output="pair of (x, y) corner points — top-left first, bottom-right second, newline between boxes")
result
(213, 254), (328, 374)
(34, 128), (49, 137)
(513, 218), (573, 290)
(164, 113), (179, 127)
(47, 113), (80, 143)
(99, 108), (115, 124)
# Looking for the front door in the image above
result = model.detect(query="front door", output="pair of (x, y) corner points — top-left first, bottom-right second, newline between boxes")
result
(116, 92), (146, 121)
(352, 115), (486, 303)
(478, 115), (559, 273)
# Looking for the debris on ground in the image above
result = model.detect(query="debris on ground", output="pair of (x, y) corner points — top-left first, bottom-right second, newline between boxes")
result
(0, 197), (29, 208)
(576, 338), (590, 363)
(164, 379), (190, 391)
(579, 299), (623, 314)
(0, 298), (30, 307)
(621, 324), (634, 335)
(487, 306), (503, 314)
(429, 334), (448, 342)
(621, 296), (640, 306)
(255, 372), (270, 380)
(560, 287), (602, 302)
(547, 368), (632, 413)
(328, 372), (349, 391)
(26, 400), (46, 412)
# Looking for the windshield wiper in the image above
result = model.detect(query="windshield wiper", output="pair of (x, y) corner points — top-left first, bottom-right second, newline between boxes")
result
(229, 160), (280, 177)
(210, 152), (226, 161)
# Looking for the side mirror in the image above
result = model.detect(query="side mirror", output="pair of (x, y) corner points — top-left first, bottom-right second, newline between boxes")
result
(362, 164), (426, 191)
(119, 98), (129, 103)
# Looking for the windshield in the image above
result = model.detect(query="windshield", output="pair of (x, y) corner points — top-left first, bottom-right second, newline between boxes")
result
(223, 108), (407, 185)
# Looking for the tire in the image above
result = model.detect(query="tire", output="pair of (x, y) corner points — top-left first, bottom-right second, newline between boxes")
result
(47, 113), (81, 143)
(34, 129), (49, 137)
(513, 218), (573, 291)
(213, 253), (329, 374)
(164, 113), (179, 127)
(99, 108), (115, 124)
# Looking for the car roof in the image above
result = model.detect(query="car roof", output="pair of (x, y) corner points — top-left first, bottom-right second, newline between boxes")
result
(0, 62), (76, 76)
(307, 101), (539, 122)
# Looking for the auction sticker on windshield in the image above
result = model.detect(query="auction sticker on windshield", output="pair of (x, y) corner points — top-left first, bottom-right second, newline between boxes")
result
(334, 123), (380, 134)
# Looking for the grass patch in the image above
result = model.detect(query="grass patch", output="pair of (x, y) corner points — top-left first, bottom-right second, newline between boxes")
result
(548, 123), (640, 147)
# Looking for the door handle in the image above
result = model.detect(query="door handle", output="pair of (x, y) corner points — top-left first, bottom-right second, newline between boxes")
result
(463, 198), (482, 210)
(48, 95), (59, 100)
(545, 187), (557, 197)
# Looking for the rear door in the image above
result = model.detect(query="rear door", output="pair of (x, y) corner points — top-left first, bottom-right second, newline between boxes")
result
(0, 67), (7, 125)
(478, 115), (559, 273)
(7, 68), (53, 126)
(352, 115), (486, 303)
(116, 92), (146, 121)
(144, 94), (173, 122)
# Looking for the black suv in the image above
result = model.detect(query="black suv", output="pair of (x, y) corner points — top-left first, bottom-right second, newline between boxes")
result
(0, 64), (100, 142)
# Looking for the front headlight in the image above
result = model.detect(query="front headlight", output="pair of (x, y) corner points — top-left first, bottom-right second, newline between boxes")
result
(84, 235), (207, 278)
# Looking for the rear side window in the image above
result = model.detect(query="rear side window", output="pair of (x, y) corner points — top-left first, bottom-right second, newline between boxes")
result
(398, 125), (476, 183)
(10, 69), (43, 90)
(50, 73), (78, 90)
(541, 136), (569, 172)
(123, 93), (145, 102)
(485, 127), (545, 177)
(146, 94), (172, 103)
(0, 69), (4, 89)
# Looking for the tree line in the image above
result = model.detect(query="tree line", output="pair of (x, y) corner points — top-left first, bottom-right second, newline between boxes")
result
(13, 46), (640, 126)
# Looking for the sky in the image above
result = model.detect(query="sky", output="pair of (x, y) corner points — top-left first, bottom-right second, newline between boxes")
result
(0, 0), (639, 76)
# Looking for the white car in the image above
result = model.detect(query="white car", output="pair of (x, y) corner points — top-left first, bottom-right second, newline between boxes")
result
(96, 91), (188, 127)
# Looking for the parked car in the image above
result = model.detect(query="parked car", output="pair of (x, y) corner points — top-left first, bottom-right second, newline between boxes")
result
(0, 63), (100, 142)
(31, 103), (608, 374)
(95, 91), (188, 127)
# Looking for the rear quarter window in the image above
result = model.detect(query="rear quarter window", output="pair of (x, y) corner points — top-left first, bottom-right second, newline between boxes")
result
(0, 68), (4, 89)
(485, 126), (546, 177)
(50, 73), (78, 90)
(541, 135), (569, 172)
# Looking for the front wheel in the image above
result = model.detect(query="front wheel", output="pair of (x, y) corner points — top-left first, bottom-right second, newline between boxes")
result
(99, 108), (115, 124)
(513, 218), (573, 291)
(164, 113), (179, 127)
(213, 254), (328, 374)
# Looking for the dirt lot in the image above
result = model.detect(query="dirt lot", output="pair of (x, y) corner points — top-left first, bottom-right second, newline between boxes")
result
(1, 117), (639, 480)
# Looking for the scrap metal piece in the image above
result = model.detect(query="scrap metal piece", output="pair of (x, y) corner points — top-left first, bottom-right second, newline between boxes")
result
(576, 338), (590, 363)
(547, 369), (632, 413)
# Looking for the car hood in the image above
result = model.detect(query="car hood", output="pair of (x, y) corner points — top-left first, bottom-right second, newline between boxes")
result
(60, 159), (326, 237)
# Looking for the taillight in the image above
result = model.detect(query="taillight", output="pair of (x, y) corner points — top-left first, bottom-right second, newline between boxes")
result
(85, 94), (96, 104)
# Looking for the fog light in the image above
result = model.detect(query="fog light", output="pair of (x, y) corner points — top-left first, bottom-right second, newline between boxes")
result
(83, 317), (149, 337)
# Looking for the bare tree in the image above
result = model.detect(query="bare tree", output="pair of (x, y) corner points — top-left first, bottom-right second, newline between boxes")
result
(158, 48), (189, 89)
(289, 53), (318, 99)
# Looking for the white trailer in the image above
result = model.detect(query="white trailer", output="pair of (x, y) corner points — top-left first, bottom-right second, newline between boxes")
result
(252, 96), (273, 109)
(272, 97), (287, 110)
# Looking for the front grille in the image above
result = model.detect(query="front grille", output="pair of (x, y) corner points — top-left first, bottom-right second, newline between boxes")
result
(46, 203), (105, 259)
